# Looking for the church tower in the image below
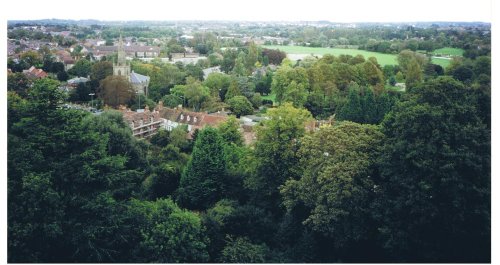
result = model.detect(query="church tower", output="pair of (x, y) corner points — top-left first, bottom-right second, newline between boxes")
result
(113, 34), (131, 80)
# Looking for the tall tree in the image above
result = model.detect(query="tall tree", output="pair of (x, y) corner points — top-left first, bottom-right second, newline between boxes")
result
(8, 79), (146, 262)
(337, 87), (362, 123)
(245, 103), (312, 212)
(98, 75), (135, 108)
(281, 122), (384, 261)
(177, 127), (226, 210)
(90, 61), (113, 83)
(377, 77), (490, 262)
(7, 72), (33, 98)
(218, 116), (244, 146)
(405, 58), (423, 90)
(68, 58), (93, 77)
(184, 77), (210, 111)
(227, 96), (254, 118)
(272, 66), (309, 105)
(283, 81), (308, 108)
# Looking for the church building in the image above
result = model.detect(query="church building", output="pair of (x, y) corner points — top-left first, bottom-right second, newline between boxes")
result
(114, 35), (150, 96)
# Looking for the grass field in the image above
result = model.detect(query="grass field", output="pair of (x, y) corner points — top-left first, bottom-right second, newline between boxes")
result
(261, 93), (276, 102)
(262, 45), (398, 66)
(431, 57), (451, 68)
(432, 47), (464, 57)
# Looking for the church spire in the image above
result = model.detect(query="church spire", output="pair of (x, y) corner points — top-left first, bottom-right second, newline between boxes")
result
(119, 34), (123, 48)
(117, 33), (126, 65)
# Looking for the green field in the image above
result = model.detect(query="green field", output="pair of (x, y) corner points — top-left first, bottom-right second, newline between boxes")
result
(262, 45), (398, 66)
(432, 47), (464, 57)
(431, 57), (451, 68)
(261, 93), (276, 101)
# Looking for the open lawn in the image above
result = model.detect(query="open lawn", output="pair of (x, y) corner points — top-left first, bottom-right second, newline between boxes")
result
(431, 57), (451, 68)
(432, 47), (464, 57)
(261, 93), (276, 102)
(262, 45), (398, 66)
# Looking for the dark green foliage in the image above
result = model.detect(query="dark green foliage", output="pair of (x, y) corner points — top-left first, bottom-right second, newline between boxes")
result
(223, 204), (277, 244)
(255, 71), (273, 95)
(281, 122), (385, 261)
(389, 76), (396, 86)
(150, 128), (171, 147)
(338, 87), (363, 122)
(246, 103), (312, 212)
(56, 70), (69, 81)
(218, 116), (244, 146)
(451, 64), (474, 83)
(338, 86), (399, 124)
(124, 198), (210, 262)
(226, 95), (254, 118)
(8, 79), (146, 262)
(144, 144), (188, 199)
(220, 236), (270, 263)
(272, 210), (320, 262)
(68, 82), (92, 102)
(90, 61), (113, 83)
(262, 48), (286, 65)
(262, 99), (273, 106)
(7, 72), (32, 97)
(202, 199), (238, 260)
(177, 127), (226, 210)
(68, 58), (92, 77)
(161, 94), (183, 108)
(377, 76), (490, 262)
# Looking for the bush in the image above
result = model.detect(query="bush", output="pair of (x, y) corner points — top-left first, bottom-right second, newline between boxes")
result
(262, 99), (273, 106)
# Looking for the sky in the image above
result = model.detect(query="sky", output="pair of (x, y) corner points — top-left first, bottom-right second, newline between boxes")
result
(2, 0), (492, 22)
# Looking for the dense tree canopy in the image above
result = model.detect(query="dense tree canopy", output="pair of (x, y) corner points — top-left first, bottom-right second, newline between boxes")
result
(246, 103), (312, 212)
(226, 95), (254, 118)
(7, 22), (490, 264)
(377, 76), (490, 262)
(8, 79), (146, 262)
(177, 127), (227, 210)
(281, 122), (384, 260)
(98, 75), (135, 107)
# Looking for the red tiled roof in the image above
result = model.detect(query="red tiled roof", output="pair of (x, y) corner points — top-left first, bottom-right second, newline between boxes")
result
(200, 115), (227, 127)
(159, 107), (228, 128)
(23, 66), (48, 79)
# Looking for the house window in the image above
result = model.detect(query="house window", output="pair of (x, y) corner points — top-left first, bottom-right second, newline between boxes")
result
(194, 117), (198, 123)
(180, 114), (184, 120)
(187, 115), (191, 122)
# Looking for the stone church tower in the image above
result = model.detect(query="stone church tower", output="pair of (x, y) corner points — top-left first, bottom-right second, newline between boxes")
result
(113, 35), (130, 80)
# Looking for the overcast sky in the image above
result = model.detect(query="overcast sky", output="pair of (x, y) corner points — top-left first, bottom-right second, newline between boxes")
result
(3, 0), (492, 22)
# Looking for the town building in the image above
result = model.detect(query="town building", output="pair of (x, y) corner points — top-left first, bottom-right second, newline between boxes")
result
(202, 66), (221, 80)
(22, 66), (48, 79)
(67, 76), (89, 87)
(158, 104), (228, 136)
(120, 105), (163, 138)
(90, 44), (161, 59)
(55, 50), (75, 70)
(113, 35), (151, 96)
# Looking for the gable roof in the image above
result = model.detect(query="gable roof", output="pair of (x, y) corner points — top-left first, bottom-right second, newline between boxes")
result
(23, 66), (48, 79)
(159, 107), (228, 128)
(130, 71), (150, 84)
